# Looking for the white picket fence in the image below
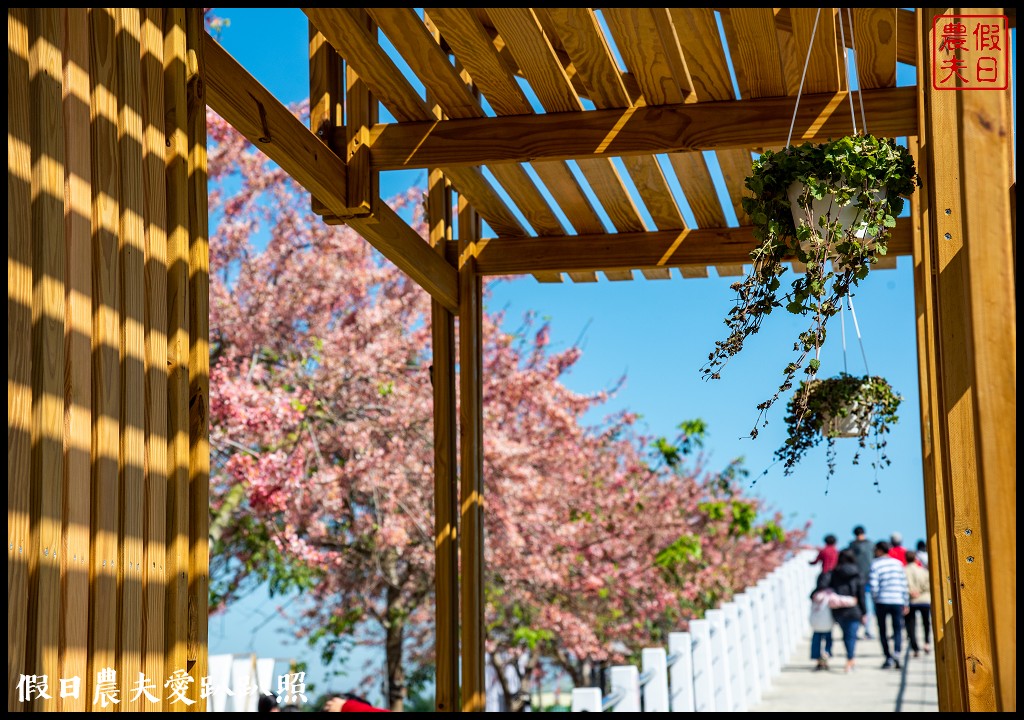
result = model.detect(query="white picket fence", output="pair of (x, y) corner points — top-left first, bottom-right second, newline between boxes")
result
(571, 551), (817, 712)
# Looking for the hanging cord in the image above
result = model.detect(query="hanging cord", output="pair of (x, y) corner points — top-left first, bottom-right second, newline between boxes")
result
(786, 7), (822, 147)
(846, 8), (869, 134)
(836, 9), (858, 134)
(840, 300), (849, 374)
(847, 295), (870, 375)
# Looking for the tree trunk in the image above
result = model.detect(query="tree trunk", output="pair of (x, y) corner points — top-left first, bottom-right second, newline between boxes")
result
(385, 584), (406, 712)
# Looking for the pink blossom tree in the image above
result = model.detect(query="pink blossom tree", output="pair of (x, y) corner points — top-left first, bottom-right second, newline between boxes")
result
(206, 110), (803, 711)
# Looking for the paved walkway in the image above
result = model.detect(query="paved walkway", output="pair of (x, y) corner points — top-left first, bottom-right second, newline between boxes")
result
(750, 628), (939, 712)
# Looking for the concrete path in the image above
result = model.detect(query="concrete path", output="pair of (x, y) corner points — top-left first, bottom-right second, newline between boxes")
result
(750, 627), (939, 712)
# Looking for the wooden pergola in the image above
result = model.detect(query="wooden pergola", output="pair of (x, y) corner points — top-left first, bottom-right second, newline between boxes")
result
(7, 7), (1015, 712)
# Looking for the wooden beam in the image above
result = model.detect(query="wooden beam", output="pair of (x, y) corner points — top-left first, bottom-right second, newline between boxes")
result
(362, 86), (918, 169)
(451, 218), (912, 276)
(428, 170), (459, 712)
(203, 32), (458, 314)
(458, 198), (485, 712)
(769, 7), (916, 65)
(203, 32), (349, 214)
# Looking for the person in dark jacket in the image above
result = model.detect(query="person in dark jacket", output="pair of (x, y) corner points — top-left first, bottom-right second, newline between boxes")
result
(846, 525), (875, 639)
(828, 549), (867, 673)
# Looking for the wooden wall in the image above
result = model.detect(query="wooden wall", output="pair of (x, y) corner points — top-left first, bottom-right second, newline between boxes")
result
(7, 8), (208, 712)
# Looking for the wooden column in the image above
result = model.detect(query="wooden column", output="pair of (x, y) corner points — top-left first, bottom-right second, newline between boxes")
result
(919, 8), (1015, 712)
(185, 7), (210, 710)
(429, 169), (460, 711)
(458, 197), (485, 712)
(909, 133), (963, 711)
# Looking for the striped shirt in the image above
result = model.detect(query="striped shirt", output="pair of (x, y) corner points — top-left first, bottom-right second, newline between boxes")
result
(870, 555), (910, 605)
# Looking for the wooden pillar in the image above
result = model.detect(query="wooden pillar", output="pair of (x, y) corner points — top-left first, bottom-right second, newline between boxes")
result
(184, 7), (210, 710)
(909, 133), (963, 711)
(458, 197), (485, 712)
(919, 8), (1015, 711)
(429, 170), (460, 711)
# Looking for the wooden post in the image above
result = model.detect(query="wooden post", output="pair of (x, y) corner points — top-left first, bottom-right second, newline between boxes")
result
(666, 632), (695, 712)
(163, 8), (192, 707)
(910, 129), (962, 711)
(60, 7), (93, 712)
(429, 169), (459, 711)
(919, 8), (1015, 711)
(185, 7), (210, 710)
(308, 23), (343, 217)
(27, 9), (66, 712)
(458, 196), (485, 712)
(7, 9), (33, 710)
(140, 7), (169, 702)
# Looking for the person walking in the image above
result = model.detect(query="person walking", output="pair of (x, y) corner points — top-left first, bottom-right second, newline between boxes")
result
(828, 549), (867, 673)
(809, 534), (840, 574)
(809, 570), (835, 670)
(846, 525), (875, 639)
(888, 532), (908, 565)
(915, 540), (929, 569)
(903, 549), (932, 657)
(870, 540), (911, 669)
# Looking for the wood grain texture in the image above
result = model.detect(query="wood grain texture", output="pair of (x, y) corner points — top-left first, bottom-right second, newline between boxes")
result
(308, 25), (344, 217)
(458, 199), (485, 712)
(139, 6), (168, 700)
(789, 8), (841, 94)
(163, 8), (191, 706)
(59, 9), (92, 710)
(427, 170), (459, 711)
(204, 32), (459, 312)
(115, 10), (147, 710)
(186, 11), (210, 708)
(454, 218), (912, 276)
(726, 9), (787, 99)
(603, 8), (691, 105)
(7, 8), (33, 711)
(957, 34), (1016, 711)
(344, 12), (378, 218)
(852, 9), (898, 90)
(919, 9), (994, 710)
(362, 86), (918, 169)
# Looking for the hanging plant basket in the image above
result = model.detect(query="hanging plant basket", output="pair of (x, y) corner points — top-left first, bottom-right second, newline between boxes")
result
(701, 135), (919, 436)
(775, 373), (902, 478)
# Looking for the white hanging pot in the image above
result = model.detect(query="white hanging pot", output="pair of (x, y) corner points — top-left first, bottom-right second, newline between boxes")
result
(820, 399), (873, 438)
(787, 181), (887, 270)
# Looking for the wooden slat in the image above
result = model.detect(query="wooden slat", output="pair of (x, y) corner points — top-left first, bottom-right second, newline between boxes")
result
(725, 9), (787, 99)
(455, 218), (913, 276)
(203, 32), (460, 312)
(308, 24), (343, 217)
(60, 9), (92, 711)
(602, 8), (691, 105)
(541, 8), (643, 281)
(185, 8), (210, 710)
(852, 9), (898, 90)
(427, 169), (459, 711)
(163, 8), (190, 706)
(427, 7), (599, 280)
(7, 8), (33, 712)
(115, 8), (146, 711)
(670, 9), (746, 277)
(87, 9), (122, 711)
(139, 6), (168, 701)
(27, 11), (66, 711)
(789, 8), (841, 94)
(957, 28), (1016, 711)
(304, 7), (527, 241)
(772, 7), (916, 66)
(920, 9), (995, 710)
(426, 8), (533, 116)
(376, 8), (569, 278)
(599, 9), (694, 278)
(362, 86), (919, 168)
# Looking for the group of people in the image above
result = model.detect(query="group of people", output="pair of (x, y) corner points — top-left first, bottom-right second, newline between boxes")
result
(807, 526), (932, 672)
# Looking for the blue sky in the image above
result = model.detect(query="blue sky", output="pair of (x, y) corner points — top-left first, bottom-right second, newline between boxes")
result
(208, 8), (1014, 700)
